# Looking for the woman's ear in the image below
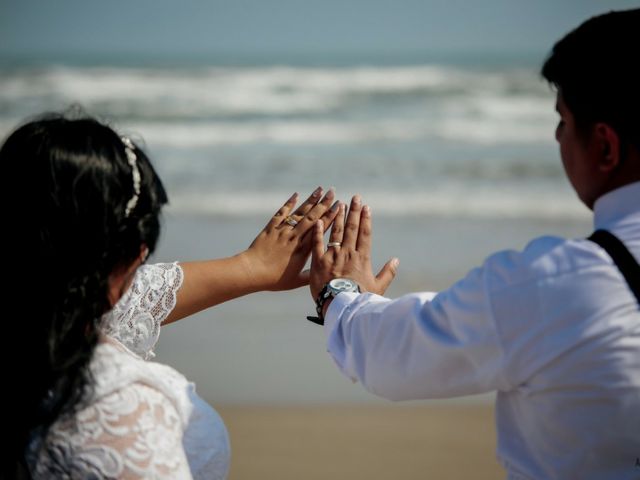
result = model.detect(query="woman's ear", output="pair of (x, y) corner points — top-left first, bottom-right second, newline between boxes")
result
(107, 253), (145, 307)
(108, 266), (130, 307)
(593, 122), (621, 172)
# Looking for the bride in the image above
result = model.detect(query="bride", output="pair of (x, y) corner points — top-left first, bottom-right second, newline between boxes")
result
(3, 113), (338, 479)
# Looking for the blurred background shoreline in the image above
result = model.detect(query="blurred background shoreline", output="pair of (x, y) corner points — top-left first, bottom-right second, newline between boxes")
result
(3, 2), (630, 477)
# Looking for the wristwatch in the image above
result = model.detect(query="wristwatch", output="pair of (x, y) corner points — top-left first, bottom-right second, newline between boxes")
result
(306, 278), (360, 325)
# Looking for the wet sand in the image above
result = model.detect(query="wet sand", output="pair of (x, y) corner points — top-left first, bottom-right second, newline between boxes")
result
(217, 405), (503, 480)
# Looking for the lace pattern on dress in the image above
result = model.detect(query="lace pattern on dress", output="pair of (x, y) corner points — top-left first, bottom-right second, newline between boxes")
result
(102, 262), (183, 359)
(28, 262), (230, 479)
(31, 382), (192, 479)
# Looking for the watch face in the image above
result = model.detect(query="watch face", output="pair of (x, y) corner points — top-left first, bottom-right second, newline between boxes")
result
(328, 278), (358, 293)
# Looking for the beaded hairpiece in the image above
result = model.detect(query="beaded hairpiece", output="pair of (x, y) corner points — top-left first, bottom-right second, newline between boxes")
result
(121, 137), (141, 218)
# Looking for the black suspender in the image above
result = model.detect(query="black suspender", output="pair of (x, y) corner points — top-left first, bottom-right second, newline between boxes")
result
(588, 229), (640, 306)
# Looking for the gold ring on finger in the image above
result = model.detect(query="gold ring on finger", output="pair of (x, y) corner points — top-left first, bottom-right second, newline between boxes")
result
(327, 242), (342, 248)
(284, 215), (299, 227)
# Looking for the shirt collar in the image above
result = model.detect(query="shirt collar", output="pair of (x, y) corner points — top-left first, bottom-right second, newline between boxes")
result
(593, 181), (640, 230)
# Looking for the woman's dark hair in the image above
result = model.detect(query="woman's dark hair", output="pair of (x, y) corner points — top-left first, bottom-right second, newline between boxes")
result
(1, 113), (168, 478)
(541, 8), (640, 149)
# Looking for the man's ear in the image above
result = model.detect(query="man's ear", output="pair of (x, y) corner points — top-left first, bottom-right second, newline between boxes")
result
(593, 122), (621, 172)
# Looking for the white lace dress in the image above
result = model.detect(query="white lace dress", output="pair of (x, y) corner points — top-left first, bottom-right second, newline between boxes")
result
(27, 263), (231, 479)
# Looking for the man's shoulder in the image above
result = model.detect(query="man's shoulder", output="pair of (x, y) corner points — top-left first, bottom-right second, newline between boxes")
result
(483, 234), (602, 292)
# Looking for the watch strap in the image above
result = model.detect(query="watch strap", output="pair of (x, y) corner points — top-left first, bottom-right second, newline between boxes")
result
(306, 284), (330, 325)
(306, 280), (361, 326)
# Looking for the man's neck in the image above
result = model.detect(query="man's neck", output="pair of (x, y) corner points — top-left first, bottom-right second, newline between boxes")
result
(592, 150), (640, 208)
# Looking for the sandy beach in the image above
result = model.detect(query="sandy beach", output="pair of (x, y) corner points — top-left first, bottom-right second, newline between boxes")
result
(217, 405), (503, 480)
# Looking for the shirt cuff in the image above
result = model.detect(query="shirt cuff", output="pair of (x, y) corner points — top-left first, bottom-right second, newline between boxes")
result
(322, 291), (360, 381)
(323, 291), (360, 335)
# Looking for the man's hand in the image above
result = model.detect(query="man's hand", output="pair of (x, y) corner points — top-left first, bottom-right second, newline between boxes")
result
(309, 195), (399, 300)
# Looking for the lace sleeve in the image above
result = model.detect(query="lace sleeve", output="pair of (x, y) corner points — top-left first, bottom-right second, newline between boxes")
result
(102, 262), (184, 359)
(34, 383), (192, 479)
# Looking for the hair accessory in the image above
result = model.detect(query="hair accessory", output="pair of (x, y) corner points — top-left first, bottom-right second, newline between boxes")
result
(121, 136), (141, 218)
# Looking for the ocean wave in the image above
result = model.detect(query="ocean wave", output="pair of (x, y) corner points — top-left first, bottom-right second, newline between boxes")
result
(1, 115), (556, 148)
(0, 64), (552, 120)
(120, 116), (555, 146)
(124, 120), (429, 146)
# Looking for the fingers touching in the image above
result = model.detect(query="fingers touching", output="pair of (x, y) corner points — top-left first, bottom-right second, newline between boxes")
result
(264, 190), (398, 295)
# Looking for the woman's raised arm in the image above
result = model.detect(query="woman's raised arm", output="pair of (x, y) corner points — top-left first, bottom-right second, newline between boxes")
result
(163, 187), (338, 325)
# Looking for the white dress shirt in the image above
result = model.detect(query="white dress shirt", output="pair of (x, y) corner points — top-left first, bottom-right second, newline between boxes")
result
(324, 182), (640, 479)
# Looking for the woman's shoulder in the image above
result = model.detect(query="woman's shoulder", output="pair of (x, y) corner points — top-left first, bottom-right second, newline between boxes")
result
(101, 262), (184, 359)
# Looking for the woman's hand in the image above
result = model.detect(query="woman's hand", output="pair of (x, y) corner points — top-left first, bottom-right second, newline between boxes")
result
(240, 187), (340, 291)
(309, 195), (399, 300)
(162, 187), (339, 325)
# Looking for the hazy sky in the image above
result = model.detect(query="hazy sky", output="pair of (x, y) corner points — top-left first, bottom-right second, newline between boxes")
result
(1, 0), (638, 60)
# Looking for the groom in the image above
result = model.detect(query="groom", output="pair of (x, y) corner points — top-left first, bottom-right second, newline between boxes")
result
(308, 9), (640, 480)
